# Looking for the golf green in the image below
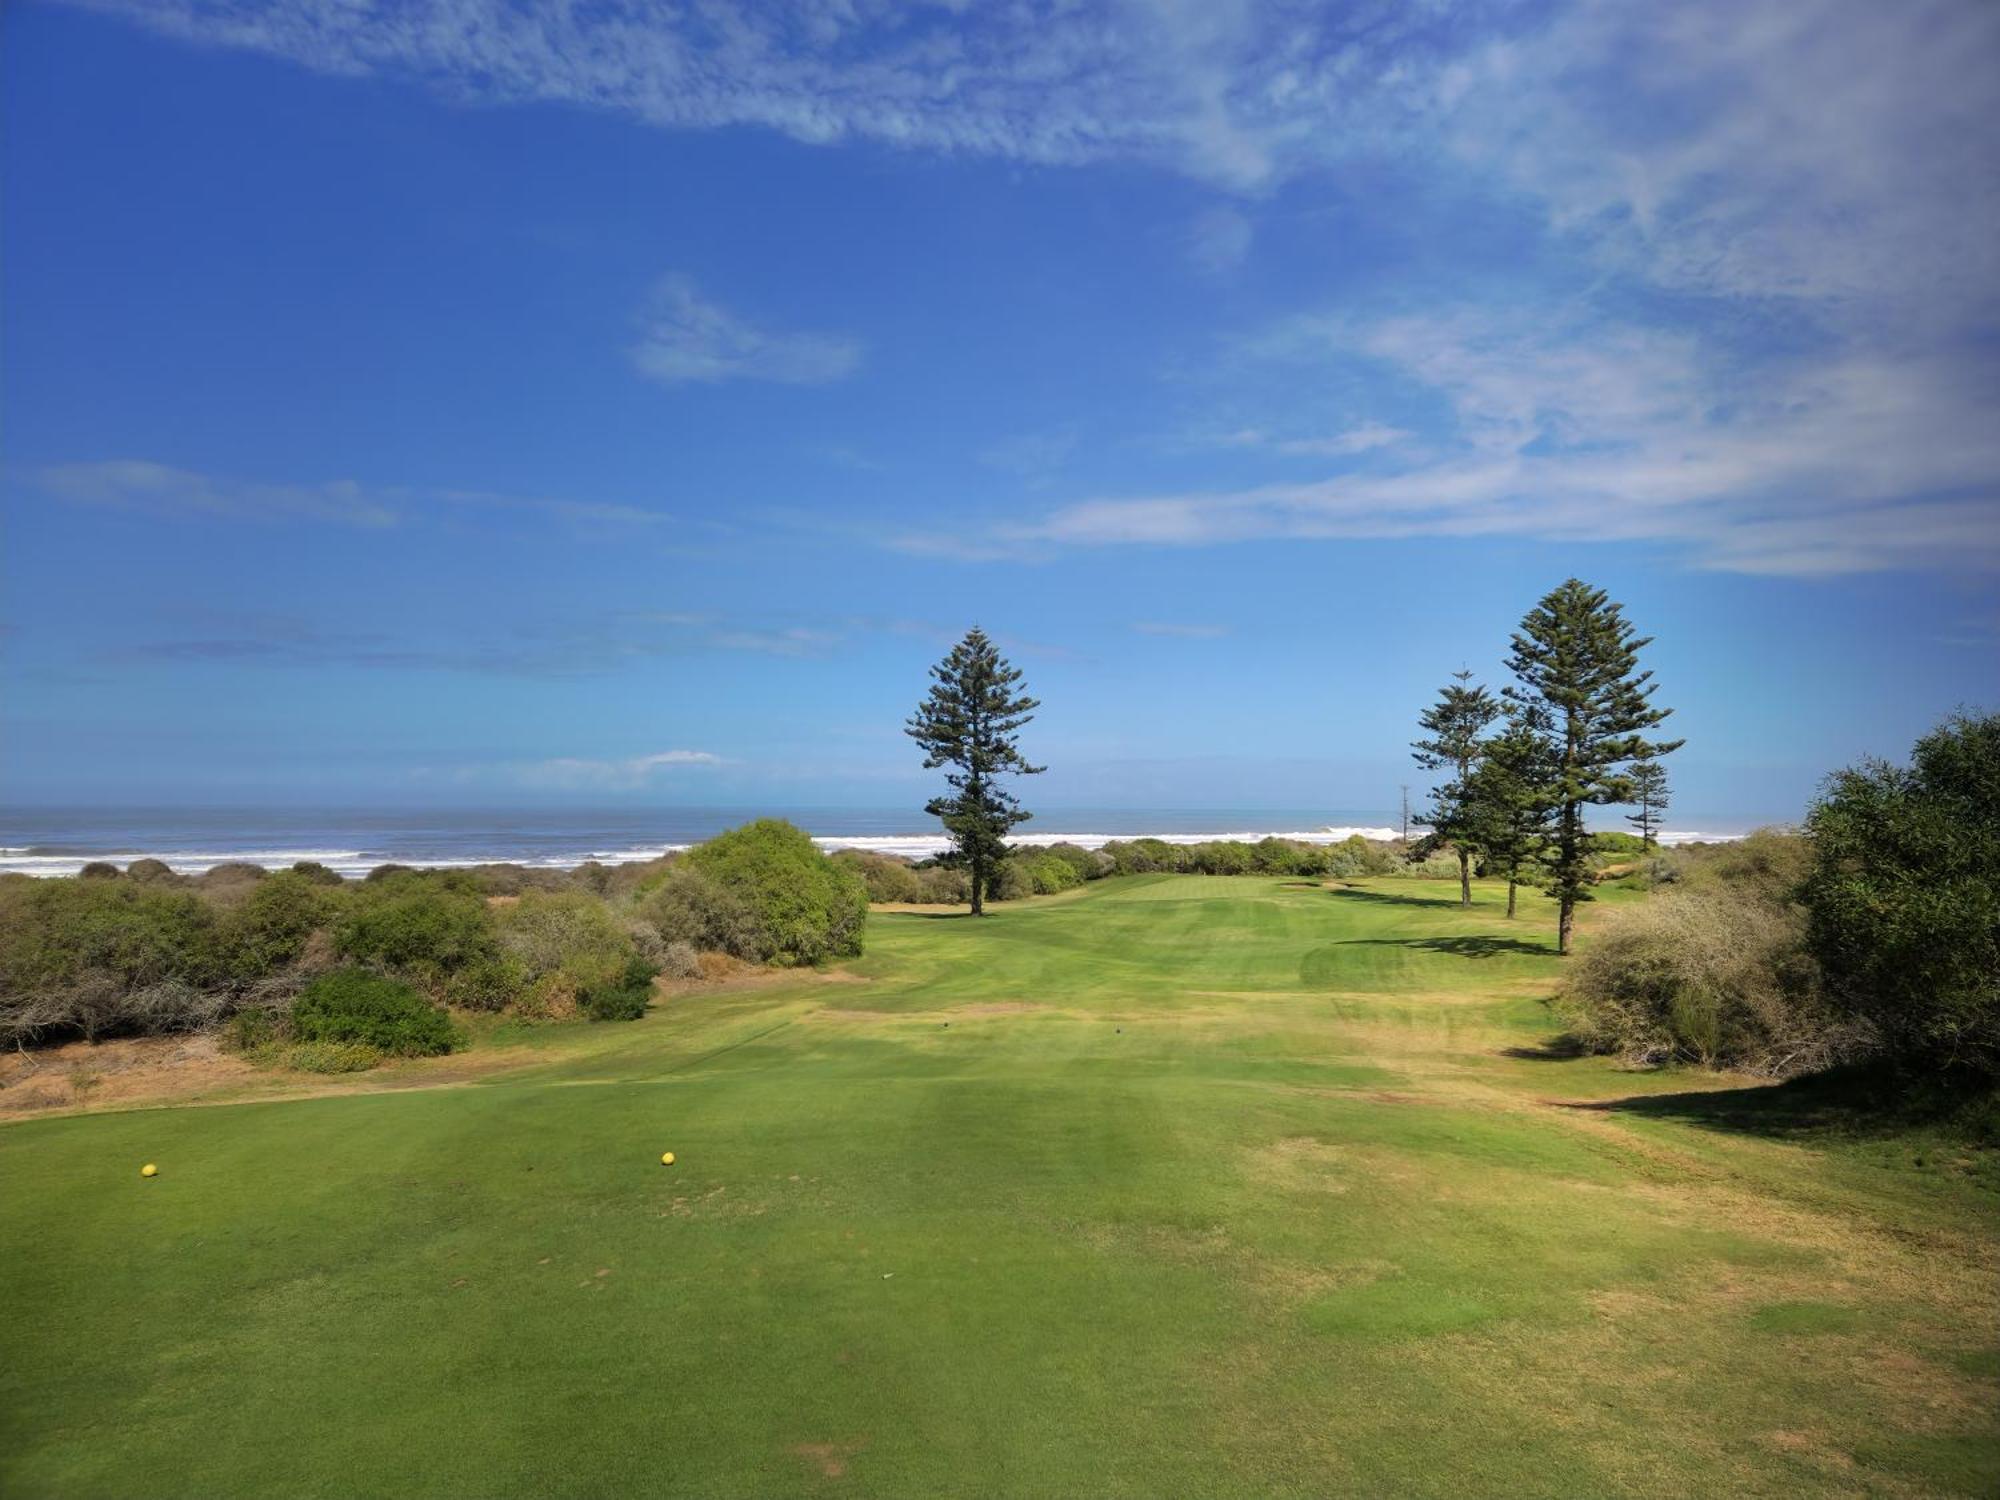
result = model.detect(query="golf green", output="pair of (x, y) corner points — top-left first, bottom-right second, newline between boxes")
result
(3, 876), (1994, 1497)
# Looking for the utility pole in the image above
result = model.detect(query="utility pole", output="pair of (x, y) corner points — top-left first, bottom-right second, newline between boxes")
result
(1399, 785), (1410, 843)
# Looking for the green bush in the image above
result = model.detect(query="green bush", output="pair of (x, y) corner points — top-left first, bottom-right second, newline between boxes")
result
(1189, 841), (1255, 875)
(580, 957), (657, 1022)
(291, 968), (457, 1056)
(496, 891), (635, 989)
(284, 1039), (382, 1074)
(1016, 852), (1082, 895)
(832, 850), (928, 904)
(0, 878), (227, 990)
(642, 864), (766, 955)
(334, 877), (497, 989)
(1041, 844), (1109, 883)
(682, 820), (867, 964)
(1803, 712), (2000, 1076)
(225, 870), (341, 980)
(1100, 838), (1183, 874)
(439, 953), (529, 1012)
(225, 1005), (285, 1052)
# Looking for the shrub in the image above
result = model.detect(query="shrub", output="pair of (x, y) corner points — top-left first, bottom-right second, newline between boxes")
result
(642, 865), (766, 957)
(911, 862), (971, 903)
(291, 968), (457, 1056)
(1189, 841), (1255, 875)
(126, 858), (178, 884)
(79, 862), (120, 881)
(1803, 712), (2000, 1076)
(1041, 843), (1110, 883)
(199, 862), (269, 890)
(1017, 851), (1082, 895)
(496, 891), (635, 989)
(1250, 837), (1303, 875)
(580, 957), (657, 1022)
(439, 953), (529, 1012)
(682, 820), (867, 964)
(0, 879), (228, 1043)
(1555, 886), (1854, 1075)
(832, 850), (928, 904)
(224, 870), (341, 980)
(289, 861), (347, 887)
(656, 940), (702, 980)
(283, 1040), (381, 1073)
(1101, 838), (1182, 874)
(226, 1005), (285, 1052)
(335, 878), (497, 990)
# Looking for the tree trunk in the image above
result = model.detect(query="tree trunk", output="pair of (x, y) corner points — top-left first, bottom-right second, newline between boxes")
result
(1558, 898), (1575, 955)
(1506, 876), (1517, 919)
(1458, 847), (1472, 907)
(970, 854), (985, 917)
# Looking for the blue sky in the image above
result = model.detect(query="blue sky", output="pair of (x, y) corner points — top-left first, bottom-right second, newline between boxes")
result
(3, 0), (1996, 822)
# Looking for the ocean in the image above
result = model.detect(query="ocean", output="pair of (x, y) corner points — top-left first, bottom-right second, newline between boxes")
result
(0, 806), (1756, 879)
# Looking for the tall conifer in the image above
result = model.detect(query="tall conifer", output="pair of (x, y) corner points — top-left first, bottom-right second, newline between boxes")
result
(1412, 669), (1501, 907)
(1504, 580), (1681, 953)
(1465, 707), (1559, 919)
(905, 628), (1044, 916)
(1626, 757), (1671, 848)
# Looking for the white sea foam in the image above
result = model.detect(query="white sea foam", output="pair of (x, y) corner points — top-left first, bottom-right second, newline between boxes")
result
(0, 823), (1742, 878)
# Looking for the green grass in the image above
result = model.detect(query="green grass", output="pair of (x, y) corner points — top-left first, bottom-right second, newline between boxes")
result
(3, 876), (1994, 1498)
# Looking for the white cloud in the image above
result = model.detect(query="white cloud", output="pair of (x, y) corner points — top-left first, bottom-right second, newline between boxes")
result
(55, 0), (1502, 191)
(926, 308), (2000, 575)
(1188, 205), (1253, 272)
(1449, 0), (2000, 318)
(37, 460), (401, 527)
(630, 274), (860, 386)
(1213, 422), (1410, 458)
(515, 749), (727, 790)
(977, 427), (1080, 481)
(32, 460), (668, 531)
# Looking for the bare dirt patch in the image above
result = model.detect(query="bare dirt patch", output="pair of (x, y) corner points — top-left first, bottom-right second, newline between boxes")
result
(0, 1033), (257, 1116)
(790, 1439), (866, 1478)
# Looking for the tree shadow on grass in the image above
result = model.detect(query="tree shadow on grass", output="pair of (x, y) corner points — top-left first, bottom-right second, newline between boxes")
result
(1500, 1036), (1591, 1061)
(1557, 1066), (1998, 1145)
(1323, 885), (1462, 910)
(1339, 935), (1556, 960)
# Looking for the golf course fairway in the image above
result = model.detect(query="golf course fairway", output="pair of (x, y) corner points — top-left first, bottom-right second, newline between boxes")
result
(3, 875), (1995, 1497)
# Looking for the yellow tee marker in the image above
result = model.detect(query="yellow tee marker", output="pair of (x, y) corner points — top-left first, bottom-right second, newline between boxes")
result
(140, 1164), (158, 1178)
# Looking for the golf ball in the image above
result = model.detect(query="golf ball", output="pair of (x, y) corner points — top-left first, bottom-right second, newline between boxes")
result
(660, 1152), (676, 1166)
(140, 1164), (158, 1178)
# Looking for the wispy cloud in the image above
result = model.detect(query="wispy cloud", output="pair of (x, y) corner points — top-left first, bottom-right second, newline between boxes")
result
(902, 306), (2000, 576)
(33, 460), (668, 531)
(1187, 205), (1253, 272)
(1210, 423), (1410, 459)
(37, 460), (402, 527)
(60, 0), (1481, 191)
(513, 749), (727, 791)
(976, 427), (1080, 483)
(630, 274), (860, 386)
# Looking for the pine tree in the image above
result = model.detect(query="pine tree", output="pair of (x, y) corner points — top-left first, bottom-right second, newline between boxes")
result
(1464, 707), (1559, 919)
(1505, 579), (1682, 954)
(905, 628), (1044, 916)
(1411, 669), (1500, 907)
(1626, 756), (1670, 848)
